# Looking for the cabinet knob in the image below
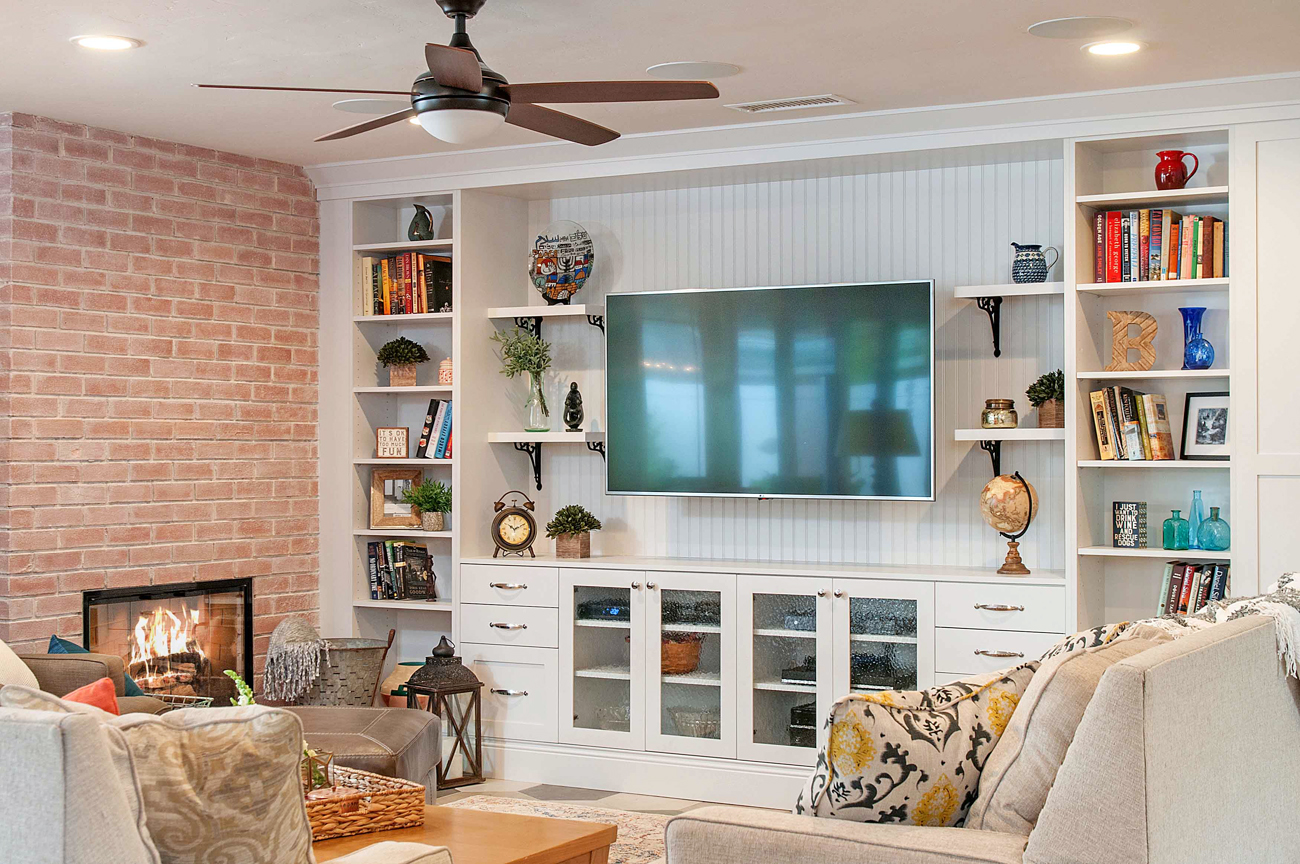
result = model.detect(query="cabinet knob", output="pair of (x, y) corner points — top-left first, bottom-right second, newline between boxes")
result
(490, 622), (528, 630)
(834, 590), (846, 598)
(973, 649), (1024, 658)
(490, 582), (528, 591)
(631, 582), (642, 589)
(646, 582), (658, 589)
(974, 603), (1025, 612)
(490, 688), (529, 697)
(816, 589), (828, 597)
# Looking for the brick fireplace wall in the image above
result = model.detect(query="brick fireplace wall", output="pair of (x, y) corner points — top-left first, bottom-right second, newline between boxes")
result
(0, 113), (320, 680)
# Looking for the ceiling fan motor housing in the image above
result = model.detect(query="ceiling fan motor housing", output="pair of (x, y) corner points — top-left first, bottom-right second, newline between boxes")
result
(411, 31), (510, 122)
(437, 0), (488, 18)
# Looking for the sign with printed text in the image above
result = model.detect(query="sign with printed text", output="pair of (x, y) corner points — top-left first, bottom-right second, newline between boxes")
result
(376, 427), (409, 459)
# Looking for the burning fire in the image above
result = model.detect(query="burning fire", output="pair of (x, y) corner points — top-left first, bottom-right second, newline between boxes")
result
(130, 607), (207, 689)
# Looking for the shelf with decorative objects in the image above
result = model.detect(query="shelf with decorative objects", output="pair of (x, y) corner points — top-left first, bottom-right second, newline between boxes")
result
(353, 311), (455, 325)
(487, 304), (605, 337)
(352, 239), (455, 253)
(1077, 546), (1231, 560)
(487, 431), (606, 491)
(1075, 277), (1228, 297)
(1074, 185), (1229, 208)
(1076, 460), (1230, 469)
(353, 458), (453, 466)
(1075, 369), (1229, 381)
(955, 428), (1065, 477)
(354, 385), (455, 395)
(954, 281), (1063, 358)
(353, 599), (455, 612)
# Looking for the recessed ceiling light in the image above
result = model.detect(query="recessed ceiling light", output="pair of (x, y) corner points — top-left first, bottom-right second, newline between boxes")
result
(1027, 16), (1132, 39)
(70, 35), (142, 50)
(647, 61), (741, 80)
(333, 98), (411, 115)
(1084, 40), (1144, 56)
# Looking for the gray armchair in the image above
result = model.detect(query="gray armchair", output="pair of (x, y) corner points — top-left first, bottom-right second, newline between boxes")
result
(18, 652), (167, 714)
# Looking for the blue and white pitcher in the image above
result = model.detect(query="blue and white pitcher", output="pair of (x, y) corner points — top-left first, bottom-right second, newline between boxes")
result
(1011, 242), (1058, 284)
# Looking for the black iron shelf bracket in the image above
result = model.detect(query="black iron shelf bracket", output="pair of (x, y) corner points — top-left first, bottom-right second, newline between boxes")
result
(513, 316), (542, 339)
(979, 440), (1002, 477)
(586, 314), (605, 333)
(976, 296), (1003, 358)
(513, 442), (543, 491)
(586, 440), (606, 460)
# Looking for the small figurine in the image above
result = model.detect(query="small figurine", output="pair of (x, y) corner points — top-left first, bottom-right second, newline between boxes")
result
(563, 382), (584, 431)
(407, 204), (436, 241)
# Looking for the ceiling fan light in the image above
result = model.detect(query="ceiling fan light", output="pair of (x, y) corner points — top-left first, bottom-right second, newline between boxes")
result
(416, 108), (504, 143)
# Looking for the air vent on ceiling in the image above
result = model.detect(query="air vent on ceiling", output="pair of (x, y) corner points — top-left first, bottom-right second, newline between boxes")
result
(725, 94), (855, 114)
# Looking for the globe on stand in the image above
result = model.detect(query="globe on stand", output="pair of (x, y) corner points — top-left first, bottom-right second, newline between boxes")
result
(979, 472), (1039, 576)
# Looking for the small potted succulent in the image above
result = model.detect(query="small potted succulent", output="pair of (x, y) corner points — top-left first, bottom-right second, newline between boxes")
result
(546, 504), (602, 559)
(490, 327), (553, 431)
(401, 479), (452, 532)
(1026, 369), (1065, 428)
(377, 336), (430, 387)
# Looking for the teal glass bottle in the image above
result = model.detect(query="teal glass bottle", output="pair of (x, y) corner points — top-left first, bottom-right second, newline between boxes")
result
(1162, 509), (1190, 551)
(1187, 490), (1205, 549)
(1198, 507), (1231, 552)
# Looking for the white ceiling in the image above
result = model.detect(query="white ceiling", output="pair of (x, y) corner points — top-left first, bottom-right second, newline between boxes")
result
(5, 1), (1300, 167)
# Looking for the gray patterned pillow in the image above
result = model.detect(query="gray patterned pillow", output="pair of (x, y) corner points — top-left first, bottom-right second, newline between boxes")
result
(795, 663), (1039, 827)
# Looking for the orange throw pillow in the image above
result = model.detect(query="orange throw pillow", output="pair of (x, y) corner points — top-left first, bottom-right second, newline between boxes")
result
(63, 676), (120, 715)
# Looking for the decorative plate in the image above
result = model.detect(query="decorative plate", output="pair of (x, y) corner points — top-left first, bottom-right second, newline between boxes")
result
(528, 220), (594, 305)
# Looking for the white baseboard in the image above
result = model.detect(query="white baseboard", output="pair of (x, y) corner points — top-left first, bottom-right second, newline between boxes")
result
(479, 738), (808, 809)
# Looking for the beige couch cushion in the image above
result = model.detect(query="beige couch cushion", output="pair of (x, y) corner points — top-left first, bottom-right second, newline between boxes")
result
(0, 638), (40, 689)
(795, 663), (1038, 827)
(967, 637), (1164, 835)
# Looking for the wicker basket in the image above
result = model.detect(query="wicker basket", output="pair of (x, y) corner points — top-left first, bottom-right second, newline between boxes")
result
(298, 633), (393, 707)
(661, 634), (703, 675)
(1036, 398), (1064, 428)
(305, 765), (425, 842)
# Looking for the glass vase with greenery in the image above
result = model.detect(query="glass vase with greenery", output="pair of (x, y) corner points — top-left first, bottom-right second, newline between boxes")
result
(490, 327), (553, 431)
(401, 480), (453, 531)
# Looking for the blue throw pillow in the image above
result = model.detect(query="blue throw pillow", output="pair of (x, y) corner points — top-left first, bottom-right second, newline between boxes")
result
(48, 635), (146, 697)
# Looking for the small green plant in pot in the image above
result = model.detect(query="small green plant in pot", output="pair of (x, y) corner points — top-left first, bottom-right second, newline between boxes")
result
(546, 504), (602, 559)
(1026, 369), (1065, 428)
(490, 327), (553, 431)
(401, 480), (452, 532)
(377, 336), (431, 387)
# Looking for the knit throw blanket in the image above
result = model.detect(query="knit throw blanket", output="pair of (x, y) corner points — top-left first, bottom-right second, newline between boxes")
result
(263, 617), (327, 702)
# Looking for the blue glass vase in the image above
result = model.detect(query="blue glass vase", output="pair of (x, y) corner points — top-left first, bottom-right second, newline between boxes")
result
(1162, 509), (1190, 551)
(1180, 307), (1215, 370)
(1198, 507), (1231, 551)
(1187, 490), (1205, 550)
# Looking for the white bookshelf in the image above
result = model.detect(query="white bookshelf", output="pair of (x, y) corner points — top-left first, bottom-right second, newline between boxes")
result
(353, 312), (455, 325)
(1076, 369), (1228, 381)
(1076, 277), (1228, 297)
(1077, 546), (1232, 560)
(353, 239), (454, 253)
(1075, 185), (1229, 208)
(1077, 460), (1230, 469)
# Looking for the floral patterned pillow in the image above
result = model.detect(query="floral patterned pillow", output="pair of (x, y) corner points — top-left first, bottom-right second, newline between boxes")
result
(794, 663), (1039, 827)
(1038, 622), (1132, 661)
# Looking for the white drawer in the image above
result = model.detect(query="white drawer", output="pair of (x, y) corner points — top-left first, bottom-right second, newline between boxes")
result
(460, 643), (557, 743)
(460, 604), (558, 648)
(461, 564), (559, 608)
(936, 582), (1065, 634)
(935, 627), (1062, 676)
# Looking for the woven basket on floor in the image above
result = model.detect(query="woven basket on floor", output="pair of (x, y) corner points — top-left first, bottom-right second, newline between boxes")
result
(305, 765), (425, 841)
(298, 632), (394, 707)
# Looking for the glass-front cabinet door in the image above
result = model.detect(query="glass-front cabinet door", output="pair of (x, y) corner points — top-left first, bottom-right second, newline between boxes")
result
(644, 571), (736, 759)
(737, 575), (832, 765)
(832, 579), (934, 697)
(559, 569), (646, 749)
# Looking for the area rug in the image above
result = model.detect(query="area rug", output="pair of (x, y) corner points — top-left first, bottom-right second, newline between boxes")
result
(444, 795), (668, 864)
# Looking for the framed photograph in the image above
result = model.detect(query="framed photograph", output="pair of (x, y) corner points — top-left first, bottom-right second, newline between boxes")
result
(370, 468), (423, 528)
(375, 427), (409, 459)
(1180, 391), (1230, 461)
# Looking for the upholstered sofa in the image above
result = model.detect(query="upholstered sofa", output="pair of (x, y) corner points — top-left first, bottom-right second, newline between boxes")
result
(666, 617), (1300, 864)
(18, 651), (167, 715)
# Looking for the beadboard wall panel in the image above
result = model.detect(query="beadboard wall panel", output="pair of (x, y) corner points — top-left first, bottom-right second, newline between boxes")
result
(524, 155), (1065, 572)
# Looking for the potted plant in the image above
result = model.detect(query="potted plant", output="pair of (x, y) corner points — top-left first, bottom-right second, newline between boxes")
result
(546, 504), (602, 559)
(401, 479), (452, 532)
(1026, 369), (1065, 428)
(377, 337), (430, 387)
(490, 327), (552, 431)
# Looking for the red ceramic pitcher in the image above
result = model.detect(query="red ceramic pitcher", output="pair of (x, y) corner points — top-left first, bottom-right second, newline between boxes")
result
(1154, 150), (1198, 190)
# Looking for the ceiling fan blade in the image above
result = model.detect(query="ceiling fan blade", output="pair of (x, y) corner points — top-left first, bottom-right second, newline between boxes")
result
(195, 84), (410, 95)
(506, 102), (619, 146)
(315, 107), (418, 142)
(425, 44), (484, 91)
(505, 80), (719, 104)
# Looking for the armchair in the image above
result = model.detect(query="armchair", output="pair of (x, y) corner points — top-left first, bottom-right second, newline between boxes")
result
(18, 652), (166, 714)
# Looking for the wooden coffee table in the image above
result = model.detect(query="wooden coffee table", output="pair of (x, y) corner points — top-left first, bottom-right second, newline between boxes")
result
(313, 805), (618, 864)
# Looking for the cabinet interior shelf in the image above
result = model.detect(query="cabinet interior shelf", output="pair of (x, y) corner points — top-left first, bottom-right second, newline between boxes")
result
(662, 623), (721, 634)
(575, 619), (631, 629)
(955, 428), (1066, 442)
(850, 633), (918, 644)
(1078, 545), (1232, 560)
(575, 665), (631, 680)
(753, 628), (816, 639)
(1076, 278), (1228, 297)
(954, 282), (1063, 299)
(754, 679), (816, 693)
(1077, 460), (1230, 469)
(1076, 369), (1228, 380)
(354, 599), (453, 612)
(353, 312), (454, 324)
(1075, 186), (1229, 208)
(662, 671), (722, 686)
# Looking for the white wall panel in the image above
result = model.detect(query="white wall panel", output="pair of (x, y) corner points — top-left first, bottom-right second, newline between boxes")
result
(523, 155), (1065, 571)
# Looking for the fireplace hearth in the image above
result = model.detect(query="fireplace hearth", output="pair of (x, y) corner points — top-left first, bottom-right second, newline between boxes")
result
(83, 579), (253, 704)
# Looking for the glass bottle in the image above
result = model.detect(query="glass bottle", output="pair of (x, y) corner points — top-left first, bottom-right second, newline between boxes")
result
(981, 399), (1018, 429)
(1162, 509), (1190, 551)
(1198, 507), (1231, 552)
(1187, 490), (1205, 549)
(1179, 307), (1215, 370)
(525, 372), (550, 432)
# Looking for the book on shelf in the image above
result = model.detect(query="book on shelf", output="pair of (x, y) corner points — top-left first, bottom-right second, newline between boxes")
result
(1159, 562), (1230, 616)
(367, 541), (440, 600)
(1113, 501), (1148, 548)
(1091, 209), (1224, 282)
(414, 398), (454, 460)
(358, 253), (452, 316)
(1088, 387), (1176, 461)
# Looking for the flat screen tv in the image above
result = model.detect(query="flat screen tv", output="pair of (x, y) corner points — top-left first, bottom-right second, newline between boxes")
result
(605, 282), (935, 500)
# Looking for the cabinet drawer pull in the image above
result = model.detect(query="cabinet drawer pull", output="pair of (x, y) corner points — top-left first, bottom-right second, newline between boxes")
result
(973, 603), (1025, 612)
(490, 688), (529, 697)
(973, 649), (1024, 658)
(490, 582), (528, 591)
(489, 622), (528, 630)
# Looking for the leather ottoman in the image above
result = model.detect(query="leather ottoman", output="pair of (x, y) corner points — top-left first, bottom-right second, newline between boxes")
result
(287, 706), (440, 803)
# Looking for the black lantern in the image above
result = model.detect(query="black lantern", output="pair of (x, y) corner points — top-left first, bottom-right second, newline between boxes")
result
(405, 636), (483, 789)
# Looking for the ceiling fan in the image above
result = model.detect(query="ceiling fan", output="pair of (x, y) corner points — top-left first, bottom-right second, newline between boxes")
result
(197, 0), (720, 146)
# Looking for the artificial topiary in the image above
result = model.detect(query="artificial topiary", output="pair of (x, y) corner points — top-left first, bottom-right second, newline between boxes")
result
(401, 479), (452, 514)
(1026, 369), (1064, 407)
(377, 336), (431, 368)
(545, 504), (602, 538)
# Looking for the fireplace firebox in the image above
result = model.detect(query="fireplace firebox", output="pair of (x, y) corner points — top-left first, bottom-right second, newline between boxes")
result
(82, 578), (254, 705)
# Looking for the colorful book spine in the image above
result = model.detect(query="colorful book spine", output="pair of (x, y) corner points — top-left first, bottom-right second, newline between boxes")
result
(1178, 565), (1201, 614)
(1090, 390), (1115, 460)
(1138, 209), (1150, 282)
(1106, 211), (1122, 282)
(1166, 564), (1187, 616)
(1141, 394), (1175, 460)
(1132, 391), (1153, 460)
(415, 399), (441, 459)
(1213, 221), (1225, 278)
(1209, 564), (1230, 603)
(1128, 211), (1139, 281)
(1181, 215), (1195, 281)
(1157, 561), (1176, 616)
(433, 402), (453, 459)
(1148, 209), (1162, 281)
(1094, 212), (1105, 282)
(367, 542), (381, 599)
(1167, 221), (1180, 280)
(1103, 387), (1126, 459)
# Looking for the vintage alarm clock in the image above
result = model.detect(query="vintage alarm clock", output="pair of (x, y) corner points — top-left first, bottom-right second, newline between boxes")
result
(491, 490), (538, 558)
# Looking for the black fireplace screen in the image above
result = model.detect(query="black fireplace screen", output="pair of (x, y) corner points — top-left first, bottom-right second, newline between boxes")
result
(82, 578), (254, 704)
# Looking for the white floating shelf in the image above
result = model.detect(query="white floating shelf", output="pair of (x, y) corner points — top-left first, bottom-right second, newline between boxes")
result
(575, 665), (631, 680)
(849, 633), (918, 644)
(1077, 460), (1230, 469)
(954, 282), (1063, 299)
(753, 628), (817, 639)
(354, 598), (453, 612)
(954, 428), (1066, 441)
(488, 304), (603, 320)
(1076, 278), (1228, 297)
(488, 431), (604, 444)
(661, 671), (722, 687)
(353, 312), (454, 324)
(754, 679), (816, 693)
(354, 385), (454, 394)
(1075, 186), (1229, 208)
(353, 239), (453, 253)
(1078, 546), (1232, 560)
(1076, 369), (1228, 380)
(353, 458), (452, 466)
(353, 529), (454, 538)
